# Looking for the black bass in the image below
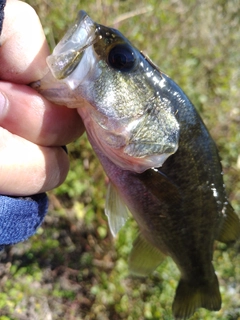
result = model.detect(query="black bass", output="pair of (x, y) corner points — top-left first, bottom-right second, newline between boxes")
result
(32, 11), (240, 319)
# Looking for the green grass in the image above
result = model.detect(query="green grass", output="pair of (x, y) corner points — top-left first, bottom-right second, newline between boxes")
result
(1, 0), (240, 319)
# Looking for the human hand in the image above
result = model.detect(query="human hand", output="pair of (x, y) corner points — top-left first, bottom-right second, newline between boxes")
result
(0, 0), (84, 196)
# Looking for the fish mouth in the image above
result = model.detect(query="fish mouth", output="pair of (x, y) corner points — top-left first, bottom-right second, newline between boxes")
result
(46, 10), (98, 80)
(30, 10), (100, 101)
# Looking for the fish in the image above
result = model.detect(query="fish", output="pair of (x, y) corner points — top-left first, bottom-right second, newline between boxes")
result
(31, 11), (240, 319)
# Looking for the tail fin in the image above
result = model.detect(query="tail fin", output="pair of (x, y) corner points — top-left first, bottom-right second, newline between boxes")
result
(172, 273), (221, 319)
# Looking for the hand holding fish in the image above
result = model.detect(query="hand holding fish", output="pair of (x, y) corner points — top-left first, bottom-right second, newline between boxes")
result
(0, 0), (84, 196)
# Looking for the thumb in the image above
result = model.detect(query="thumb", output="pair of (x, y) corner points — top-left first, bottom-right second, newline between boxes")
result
(0, 0), (50, 83)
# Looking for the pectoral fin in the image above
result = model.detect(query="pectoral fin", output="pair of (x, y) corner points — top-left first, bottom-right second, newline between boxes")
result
(217, 202), (240, 243)
(105, 182), (129, 237)
(129, 233), (166, 276)
(137, 168), (182, 206)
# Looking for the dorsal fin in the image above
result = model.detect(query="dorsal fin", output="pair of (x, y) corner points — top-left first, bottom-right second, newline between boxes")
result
(217, 202), (240, 243)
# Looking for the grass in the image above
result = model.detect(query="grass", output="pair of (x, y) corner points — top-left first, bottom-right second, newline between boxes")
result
(1, 0), (240, 319)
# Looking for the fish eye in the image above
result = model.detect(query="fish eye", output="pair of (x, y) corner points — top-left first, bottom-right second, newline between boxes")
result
(108, 44), (136, 71)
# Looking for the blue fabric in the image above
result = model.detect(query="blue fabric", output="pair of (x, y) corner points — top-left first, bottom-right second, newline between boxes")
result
(0, 0), (6, 36)
(0, 193), (48, 248)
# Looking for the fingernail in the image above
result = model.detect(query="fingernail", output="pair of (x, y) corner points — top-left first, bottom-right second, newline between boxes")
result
(0, 92), (7, 117)
(61, 145), (68, 154)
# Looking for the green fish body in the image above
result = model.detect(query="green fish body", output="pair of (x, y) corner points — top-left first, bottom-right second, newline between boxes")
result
(32, 11), (240, 319)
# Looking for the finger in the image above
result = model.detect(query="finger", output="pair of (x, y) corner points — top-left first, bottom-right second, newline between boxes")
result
(0, 82), (85, 146)
(0, 127), (70, 196)
(0, 0), (50, 83)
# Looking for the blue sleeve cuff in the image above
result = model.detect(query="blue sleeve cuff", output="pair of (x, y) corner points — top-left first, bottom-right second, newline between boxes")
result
(0, 193), (48, 247)
(0, 0), (6, 36)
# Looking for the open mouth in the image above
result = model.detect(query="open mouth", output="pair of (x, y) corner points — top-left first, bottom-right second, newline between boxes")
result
(46, 10), (99, 80)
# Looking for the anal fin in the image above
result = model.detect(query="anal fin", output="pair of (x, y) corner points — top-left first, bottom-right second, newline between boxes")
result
(217, 202), (240, 243)
(129, 233), (166, 277)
